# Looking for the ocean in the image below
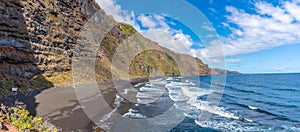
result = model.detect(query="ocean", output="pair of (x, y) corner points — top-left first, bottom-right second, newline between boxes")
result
(97, 73), (300, 131)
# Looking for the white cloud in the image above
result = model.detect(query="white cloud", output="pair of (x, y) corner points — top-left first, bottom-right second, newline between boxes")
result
(285, 1), (300, 21)
(205, 34), (215, 38)
(137, 14), (158, 28)
(96, 0), (139, 28)
(98, 0), (300, 68)
(201, 0), (300, 57)
(96, 0), (196, 57)
(211, 58), (221, 64)
(202, 25), (215, 31)
(140, 25), (194, 56)
(226, 59), (241, 63)
(255, 2), (293, 24)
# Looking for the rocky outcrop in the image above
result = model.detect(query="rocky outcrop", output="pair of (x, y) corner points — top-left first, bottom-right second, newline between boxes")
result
(0, 0), (100, 95)
(0, 0), (212, 95)
(210, 68), (240, 75)
(95, 23), (210, 81)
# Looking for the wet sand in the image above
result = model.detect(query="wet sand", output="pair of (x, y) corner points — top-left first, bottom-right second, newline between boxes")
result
(0, 78), (148, 131)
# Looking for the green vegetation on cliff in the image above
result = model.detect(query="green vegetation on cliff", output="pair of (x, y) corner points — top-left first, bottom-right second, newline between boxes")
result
(0, 0), (212, 95)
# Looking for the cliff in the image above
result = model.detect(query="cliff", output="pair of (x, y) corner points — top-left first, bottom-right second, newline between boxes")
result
(95, 23), (210, 81)
(0, 0), (100, 95)
(0, 0), (211, 96)
(210, 68), (240, 75)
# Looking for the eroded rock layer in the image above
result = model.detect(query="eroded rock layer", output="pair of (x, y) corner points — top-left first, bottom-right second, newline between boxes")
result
(0, 0), (212, 95)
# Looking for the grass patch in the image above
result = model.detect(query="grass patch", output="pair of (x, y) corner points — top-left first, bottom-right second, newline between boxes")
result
(120, 24), (135, 35)
(45, 71), (73, 86)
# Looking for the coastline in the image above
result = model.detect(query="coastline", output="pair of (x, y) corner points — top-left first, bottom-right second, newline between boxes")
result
(0, 78), (149, 131)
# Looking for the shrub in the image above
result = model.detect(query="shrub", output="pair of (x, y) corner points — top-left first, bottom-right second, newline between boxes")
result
(121, 24), (135, 35)
(0, 104), (58, 132)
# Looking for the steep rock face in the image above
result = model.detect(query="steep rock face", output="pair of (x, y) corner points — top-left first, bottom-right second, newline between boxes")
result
(0, 0), (100, 94)
(0, 0), (211, 95)
(96, 23), (210, 81)
(18, 0), (99, 75)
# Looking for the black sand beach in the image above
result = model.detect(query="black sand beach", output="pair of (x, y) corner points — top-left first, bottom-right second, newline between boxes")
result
(0, 78), (149, 131)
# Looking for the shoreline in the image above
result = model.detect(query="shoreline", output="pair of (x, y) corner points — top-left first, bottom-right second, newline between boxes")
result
(0, 77), (149, 131)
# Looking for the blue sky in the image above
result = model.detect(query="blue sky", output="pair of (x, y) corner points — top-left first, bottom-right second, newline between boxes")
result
(97, 0), (300, 73)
